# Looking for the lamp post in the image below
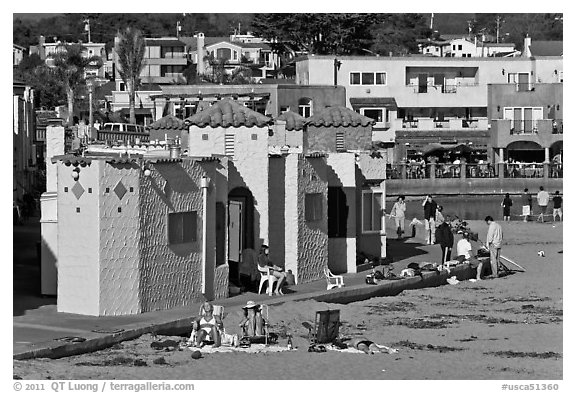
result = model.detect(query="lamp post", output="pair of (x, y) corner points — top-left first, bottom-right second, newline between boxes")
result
(86, 76), (95, 130)
(333, 58), (342, 86)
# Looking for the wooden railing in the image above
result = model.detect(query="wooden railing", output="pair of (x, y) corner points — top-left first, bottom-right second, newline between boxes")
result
(96, 130), (150, 144)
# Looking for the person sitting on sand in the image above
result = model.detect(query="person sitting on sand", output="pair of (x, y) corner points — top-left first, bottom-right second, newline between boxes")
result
(456, 232), (484, 280)
(191, 302), (222, 348)
(346, 337), (397, 354)
(239, 300), (266, 337)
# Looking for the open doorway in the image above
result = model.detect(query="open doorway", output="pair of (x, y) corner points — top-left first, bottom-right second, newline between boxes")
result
(228, 187), (255, 289)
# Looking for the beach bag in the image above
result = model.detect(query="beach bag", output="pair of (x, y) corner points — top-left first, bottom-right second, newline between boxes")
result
(365, 274), (377, 285)
(374, 270), (385, 280)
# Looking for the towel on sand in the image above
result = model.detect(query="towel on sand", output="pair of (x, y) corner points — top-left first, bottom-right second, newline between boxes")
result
(190, 344), (292, 354)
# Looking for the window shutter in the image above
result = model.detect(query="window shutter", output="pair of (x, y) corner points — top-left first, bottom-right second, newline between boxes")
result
(225, 133), (235, 157)
(336, 131), (345, 151)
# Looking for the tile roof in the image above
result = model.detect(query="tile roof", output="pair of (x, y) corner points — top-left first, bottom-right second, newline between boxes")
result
(146, 115), (185, 130)
(180, 36), (230, 51)
(306, 106), (375, 128)
(277, 111), (306, 131)
(184, 98), (273, 128)
(145, 38), (186, 47)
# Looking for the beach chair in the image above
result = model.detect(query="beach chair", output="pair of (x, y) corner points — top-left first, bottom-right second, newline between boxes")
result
(324, 267), (344, 290)
(257, 265), (279, 296)
(240, 304), (278, 346)
(189, 304), (226, 346)
(303, 309), (341, 344)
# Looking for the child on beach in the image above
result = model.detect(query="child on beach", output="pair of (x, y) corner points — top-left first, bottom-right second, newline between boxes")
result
(456, 232), (484, 280)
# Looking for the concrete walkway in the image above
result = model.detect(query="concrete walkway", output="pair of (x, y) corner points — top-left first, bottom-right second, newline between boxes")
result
(14, 217), (476, 360)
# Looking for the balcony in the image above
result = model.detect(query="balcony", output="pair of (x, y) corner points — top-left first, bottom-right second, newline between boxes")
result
(491, 119), (562, 148)
(504, 163), (544, 178)
(399, 118), (489, 131)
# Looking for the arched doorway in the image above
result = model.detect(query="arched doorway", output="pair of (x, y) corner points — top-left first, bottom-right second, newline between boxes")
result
(550, 141), (563, 163)
(506, 141), (544, 163)
(228, 187), (255, 287)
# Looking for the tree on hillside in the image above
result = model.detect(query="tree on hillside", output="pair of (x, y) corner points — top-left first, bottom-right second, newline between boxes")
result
(115, 27), (146, 125)
(251, 13), (384, 56)
(13, 54), (66, 109)
(370, 14), (432, 56)
(48, 43), (102, 125)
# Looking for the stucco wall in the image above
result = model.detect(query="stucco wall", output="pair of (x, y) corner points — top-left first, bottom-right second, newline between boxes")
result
(307, 126), (337, 152)
(137, 160), (206, 312)
(188, 126), (226, 157)
(227, 126), (270, 246)
(284, 155), (299, 281)
(277, 85), (346, 114)
(296, 155), (328, 284)
(326, 153), (358, 273)
(98, 162), (142, 315)
(57, 161), (102, 315)
(344, 126), (372, 151)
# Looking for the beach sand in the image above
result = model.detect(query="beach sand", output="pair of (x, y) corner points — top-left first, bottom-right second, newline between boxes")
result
(13, 220), (563, 380)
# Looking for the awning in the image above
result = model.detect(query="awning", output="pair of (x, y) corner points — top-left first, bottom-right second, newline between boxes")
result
(119, 108), (153, 116)
(349, 97), (398, 111)
(423, 143), (474, 155)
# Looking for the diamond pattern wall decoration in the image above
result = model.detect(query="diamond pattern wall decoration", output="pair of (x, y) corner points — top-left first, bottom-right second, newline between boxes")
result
(71, 182), (85, 200)
(114, 181), (127, 200)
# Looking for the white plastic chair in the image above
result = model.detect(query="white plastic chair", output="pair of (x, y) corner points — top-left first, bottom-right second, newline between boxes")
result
(258, 265), (278, 296)
(324, 267), (344, 290)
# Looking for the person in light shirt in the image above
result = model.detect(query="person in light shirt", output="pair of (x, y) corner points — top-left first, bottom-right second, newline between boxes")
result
(456, 232), (484, 280)
(536, 186), (550, 223)
(485, 216), (503, 278)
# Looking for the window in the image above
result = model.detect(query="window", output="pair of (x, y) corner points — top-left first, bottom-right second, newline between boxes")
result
(350, 72), (386, 85)
(280, 106), (290, 113)
(168, 211), (198, 244)
(362, 190), (383, 233)
(452, 45), (456, 50)
(305, 193), (323, 222)
(298, 98), (313, 118)
(458, 44), (462, 50)
(375, 72), (386, 85)
(362, 109), (383, 122)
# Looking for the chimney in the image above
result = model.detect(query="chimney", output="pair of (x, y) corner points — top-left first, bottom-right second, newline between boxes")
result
(524, 35), (532, 57)
(196, 32), (205, 75)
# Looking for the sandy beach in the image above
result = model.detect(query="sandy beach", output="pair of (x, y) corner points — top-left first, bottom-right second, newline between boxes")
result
(13, 220), (563, 380)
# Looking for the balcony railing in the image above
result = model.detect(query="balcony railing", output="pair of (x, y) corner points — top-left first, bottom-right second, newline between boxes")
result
(549, 163), (563, 178)
(510, 120), (539, 135)
(35, 128), (47, 142)
(96, 130), (150, 145)
(504, 163), (544, 178)
(407, 82), (479, 94)
(385, 163), (559, 180)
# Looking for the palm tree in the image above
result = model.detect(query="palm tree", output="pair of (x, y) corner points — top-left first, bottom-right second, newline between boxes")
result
(49, 44), (102, 125)
(115, 27), (146, 125)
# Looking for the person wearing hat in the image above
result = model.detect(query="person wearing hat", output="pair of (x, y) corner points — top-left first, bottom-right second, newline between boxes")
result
(239, 300), (265, 337)
(456, 232), (484, 280)
(258, 244), (286, 295)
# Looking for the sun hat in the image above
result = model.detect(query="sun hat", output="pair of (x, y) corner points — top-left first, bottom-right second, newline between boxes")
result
(242, 300), (260, 309)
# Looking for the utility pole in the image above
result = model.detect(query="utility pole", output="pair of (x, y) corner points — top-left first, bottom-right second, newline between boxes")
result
(176, 21), (181, 38)
(333, 58), (342, 86)
(430, 13), (434, 30)
(84, 18), (91, 43)
(496, 16), (503, 43)
(467, 20), (474, 41)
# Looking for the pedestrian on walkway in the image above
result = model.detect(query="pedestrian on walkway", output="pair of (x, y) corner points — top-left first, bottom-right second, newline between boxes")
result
(521, 188), (532, 222)
(501, 193), (513, 221)
(390, 195), (406, 239)
(552, 191), (562, 222)
(422, 194), (437, 244)
(485, 216), (503, 278)
(536, 186), (550, 223)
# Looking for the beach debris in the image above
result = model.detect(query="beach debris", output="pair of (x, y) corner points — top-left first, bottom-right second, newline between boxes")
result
(468, 279), (478, 283)
(409, 218), (423, 226)
(191, 350), (202, 359)
(153, 357), (167, 365)
(537, 250), (545, 257)
(133, 359), (147, 367)
(400, 268), (416, 277)
(447, 276), (459, 285)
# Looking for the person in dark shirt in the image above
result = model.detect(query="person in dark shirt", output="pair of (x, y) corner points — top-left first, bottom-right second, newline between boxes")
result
(552, 191), (563, 222)
(422, 194), (438, 244)
(521, 188), (532, 222)
(501, 193), (513, 221)
(435, 220), (454, 264)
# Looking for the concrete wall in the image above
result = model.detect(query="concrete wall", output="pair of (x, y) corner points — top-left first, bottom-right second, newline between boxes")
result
(296, 155), (329, 284)
(487, 83), (563, 120)
(57, 161), (102, 315)
(345, 125), (372, 151)
(99, 162), (142, 315)
(211, 157), (230, 299)
(137, 160), (207, 312)
(277, 85), (346, 114)
(269, 122), (304, 150)
(307, 126), (337, 152)
(386, 177), (563, 196)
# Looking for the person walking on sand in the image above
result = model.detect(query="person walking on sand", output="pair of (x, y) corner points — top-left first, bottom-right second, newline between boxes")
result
(552, 191), (562, 222)
(390, 195), (407, 239)
(501, 193), (513, 221)
(521, 188), (532, 222)
(536, 186), (550, 223)
(485, 216), (503, 278)
(422, 194), (438, 244)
